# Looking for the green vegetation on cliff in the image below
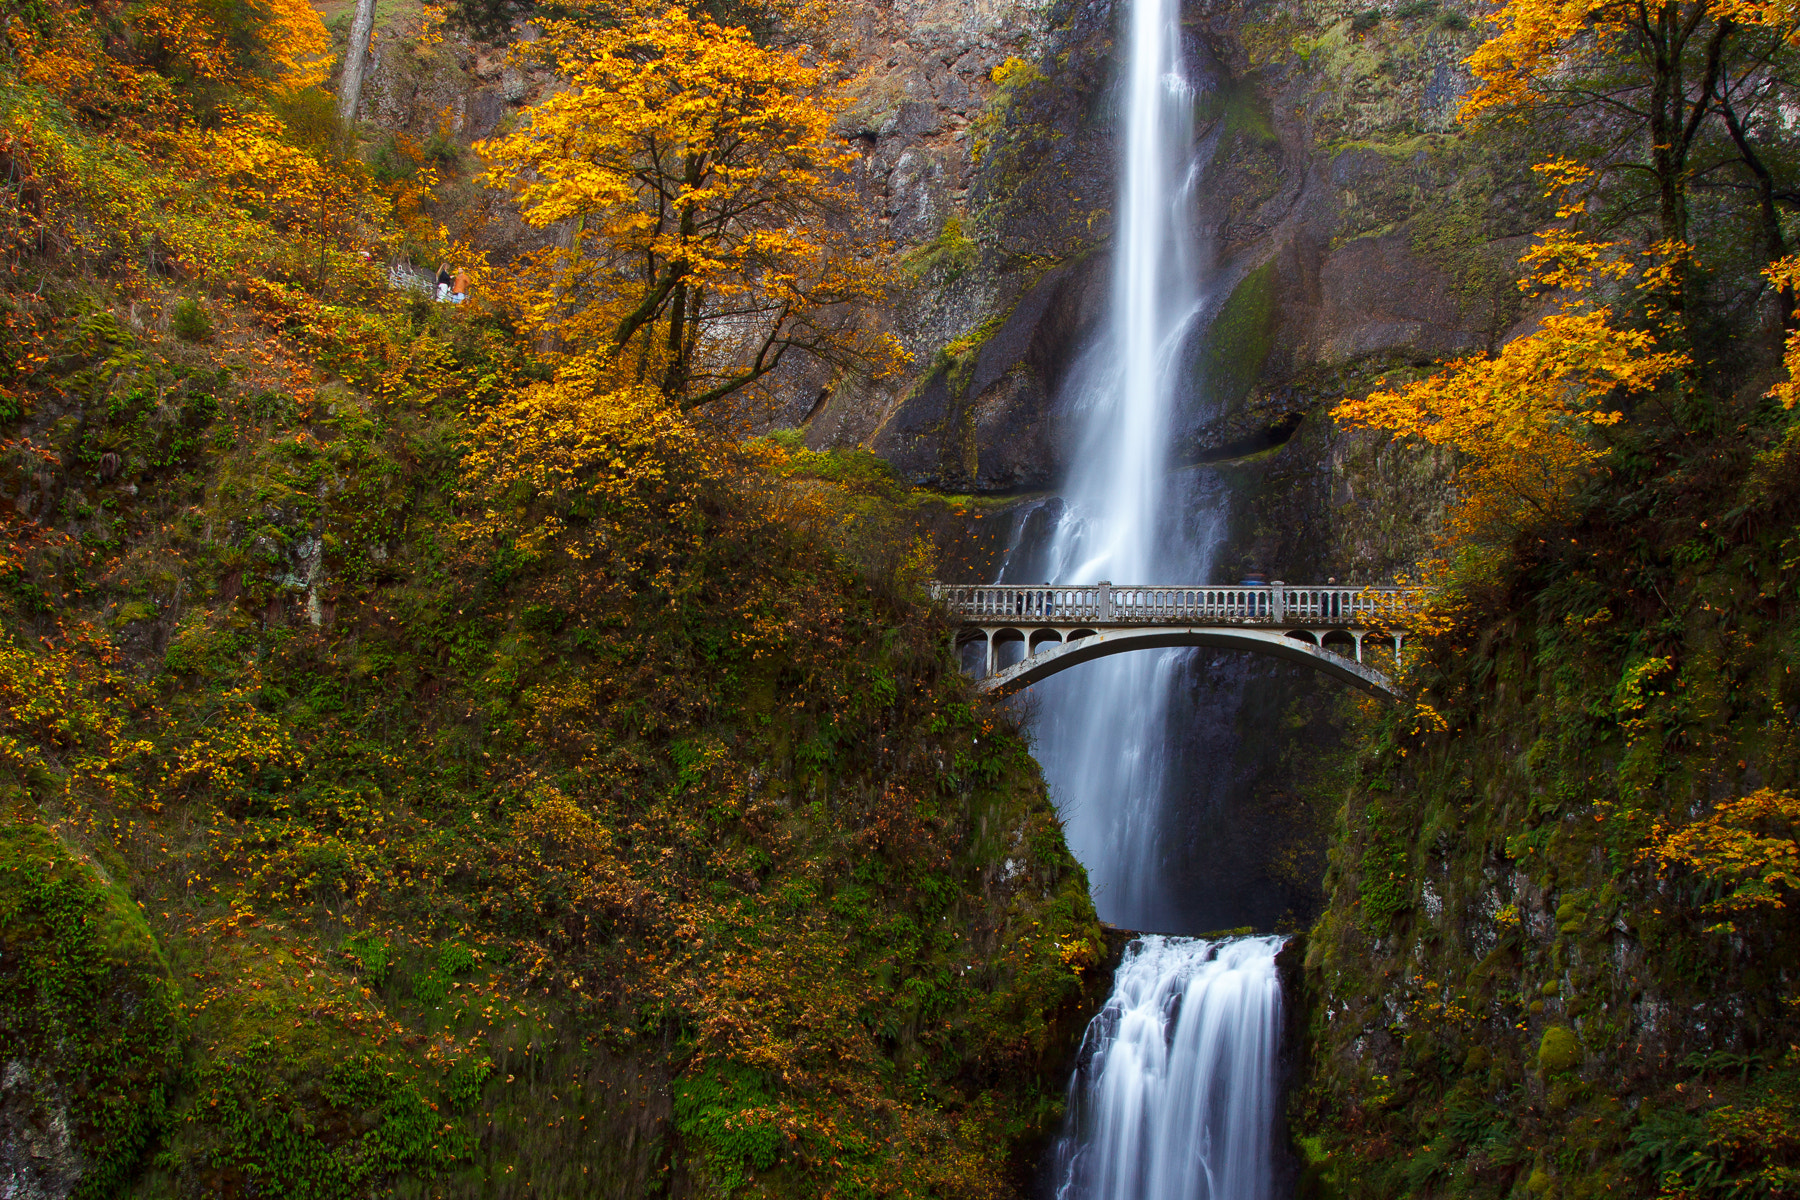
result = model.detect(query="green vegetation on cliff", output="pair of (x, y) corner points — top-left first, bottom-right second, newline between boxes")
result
(1300, 403), (1800, 1200)
(0, 2), (1105, 1196)
(1290, 0), (1800, 1190)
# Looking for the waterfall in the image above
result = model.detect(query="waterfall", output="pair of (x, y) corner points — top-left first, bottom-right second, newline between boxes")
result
(998, 0), (1291, 1193)
(997, 0), (1212, 932)
(1051, 937), (1285, 1200)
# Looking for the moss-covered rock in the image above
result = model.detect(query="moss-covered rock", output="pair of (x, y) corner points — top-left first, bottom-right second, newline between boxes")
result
(1536, 1026), (1580, 1075)
(0, 823), (182, 1199)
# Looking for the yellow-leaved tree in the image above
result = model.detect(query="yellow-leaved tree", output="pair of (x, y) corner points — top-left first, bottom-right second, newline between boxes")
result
(1461, 0), (1800, 315)
(1335, 162), (1688, 582)
(1647, 788), (1800, 931)
(478, 6), (902, 411)
(194, 102), (387, 289)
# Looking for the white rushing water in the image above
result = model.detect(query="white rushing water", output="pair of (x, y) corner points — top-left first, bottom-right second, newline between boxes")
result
(1051, 937), (1285, 1200)
(996, 0), (1215, 931)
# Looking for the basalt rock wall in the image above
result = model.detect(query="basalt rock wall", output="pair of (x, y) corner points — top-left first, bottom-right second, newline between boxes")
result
(808, 0), (1532, 528)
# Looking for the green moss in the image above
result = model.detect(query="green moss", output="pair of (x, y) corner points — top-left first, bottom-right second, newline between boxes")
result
(1200, 80), (1280, 149)
(1201, 261), (1278, 413)
(155, 1044), (477, 1197)
(0, 823), (182, 1198)
(904, 214), (980, 283)
(1537, 1026), (1580, 1074)
(763, 432), (907, 496)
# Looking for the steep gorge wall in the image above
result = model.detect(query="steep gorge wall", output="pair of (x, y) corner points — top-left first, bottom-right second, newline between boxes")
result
(789, 0), (1542, 934)
(812, 0), (1520, 526)
(1290, 426), (1800, 1199)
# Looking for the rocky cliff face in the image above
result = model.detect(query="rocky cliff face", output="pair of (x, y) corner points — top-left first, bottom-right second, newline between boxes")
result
(808, 0), (1523, 525)
(343, 0), (1510, 526)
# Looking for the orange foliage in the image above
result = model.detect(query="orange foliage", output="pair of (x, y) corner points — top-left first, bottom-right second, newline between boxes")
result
(10, 0), (329, 121)
(478, 6), (902, 410)
(1647, 788), (1800, 929)
(1457, 0), (1793, 260)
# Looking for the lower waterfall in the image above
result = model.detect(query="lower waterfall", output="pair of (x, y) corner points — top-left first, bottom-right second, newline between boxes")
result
(1050, 936), (1285, 1200)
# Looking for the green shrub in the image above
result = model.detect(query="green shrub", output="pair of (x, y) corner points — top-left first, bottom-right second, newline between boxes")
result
(674, 1061), (784, 1192)
(342, 931), (393, 985)
(1351, 9), (1383, 31)
(171, 297), (213, 342)
(422, 129), (460, 166)
(1537, 1026), (1581, 1074)
(411, 940), (478, 1004)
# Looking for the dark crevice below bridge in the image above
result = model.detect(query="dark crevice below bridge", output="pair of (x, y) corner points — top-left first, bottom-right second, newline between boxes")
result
(932, 582), (1419, 700)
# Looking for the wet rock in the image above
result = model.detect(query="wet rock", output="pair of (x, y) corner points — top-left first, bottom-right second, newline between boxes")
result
(0, 1062), (81, 1200)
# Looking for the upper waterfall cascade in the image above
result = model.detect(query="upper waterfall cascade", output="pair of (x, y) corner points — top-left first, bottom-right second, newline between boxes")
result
(997, 0), (1206, 937)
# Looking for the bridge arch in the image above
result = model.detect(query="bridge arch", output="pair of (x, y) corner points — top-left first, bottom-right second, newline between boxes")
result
(979, 626), (1400, 699)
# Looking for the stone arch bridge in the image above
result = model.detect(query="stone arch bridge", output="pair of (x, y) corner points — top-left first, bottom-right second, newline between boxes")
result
(932, 582), (1418, 700)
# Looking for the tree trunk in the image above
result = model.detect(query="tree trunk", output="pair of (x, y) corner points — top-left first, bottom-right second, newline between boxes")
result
(661, 278), (687, 395)
(1647, 5), (1685, 252)
(337, 0), (378, 128)
(1722, 93), (1794, 329)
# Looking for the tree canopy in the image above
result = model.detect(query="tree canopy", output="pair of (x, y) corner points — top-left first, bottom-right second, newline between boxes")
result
(1461, 0), (1800, 313)
(478, 6), (902, 412)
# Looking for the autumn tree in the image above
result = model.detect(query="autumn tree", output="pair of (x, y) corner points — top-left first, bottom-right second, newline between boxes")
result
(478, 6), (900, 412)
(10, 0), (331, 123)
(1463, 0), (1800, 323)
(1335, 163), (1688, 573)
(1647, 788), (1800, 931)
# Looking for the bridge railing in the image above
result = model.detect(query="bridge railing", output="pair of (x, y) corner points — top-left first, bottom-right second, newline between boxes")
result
(931, 584), (1109, 623)
(1277, 586), (1416, 625)
(930, 582), (1416, 627)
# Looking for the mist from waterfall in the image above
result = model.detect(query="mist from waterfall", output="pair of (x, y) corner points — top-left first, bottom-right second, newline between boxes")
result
(995, 0), (1213, 933)
(1050, 937), (1285, 1200)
